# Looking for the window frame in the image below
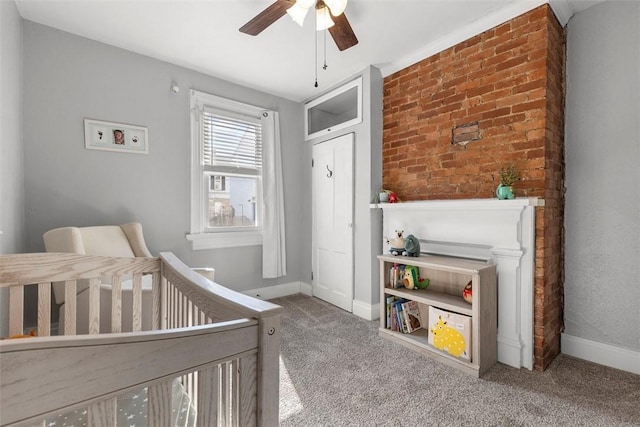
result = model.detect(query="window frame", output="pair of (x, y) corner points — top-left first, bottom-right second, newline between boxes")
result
(187, 90), (265, 250)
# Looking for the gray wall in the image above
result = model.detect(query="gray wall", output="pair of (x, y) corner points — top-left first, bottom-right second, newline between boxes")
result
(564, 1), (640, 352)
(22, 21), (307, 293)
(359, 66), (383, 307)
(1, 1), (25, 254)
(0, 0), (25, 336)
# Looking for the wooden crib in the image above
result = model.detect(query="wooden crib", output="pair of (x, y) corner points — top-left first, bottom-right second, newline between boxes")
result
(0, 252), (283, 427)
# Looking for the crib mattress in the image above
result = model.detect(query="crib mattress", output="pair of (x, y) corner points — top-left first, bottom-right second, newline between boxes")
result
(44, 378), (195, 427)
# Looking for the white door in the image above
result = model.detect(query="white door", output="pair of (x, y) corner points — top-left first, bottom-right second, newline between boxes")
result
(312, 133), (354, 312)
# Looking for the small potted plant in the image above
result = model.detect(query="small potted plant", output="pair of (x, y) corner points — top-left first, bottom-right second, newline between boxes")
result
(496, 164), (519, 200)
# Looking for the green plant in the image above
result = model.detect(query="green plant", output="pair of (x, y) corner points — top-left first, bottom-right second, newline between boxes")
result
(498, 164), (519, 186)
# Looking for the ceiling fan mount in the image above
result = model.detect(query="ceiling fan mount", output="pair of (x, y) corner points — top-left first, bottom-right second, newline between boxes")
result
(239, 0), (358, 51)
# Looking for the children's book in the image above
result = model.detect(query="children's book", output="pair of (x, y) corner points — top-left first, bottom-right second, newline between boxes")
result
(392, 299), (408, 333)
(385, 296), (395, 329)
(401, 300), (422, 333)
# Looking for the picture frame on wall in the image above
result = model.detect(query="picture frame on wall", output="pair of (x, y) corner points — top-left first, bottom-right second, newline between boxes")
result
(84, 119), (148, 154)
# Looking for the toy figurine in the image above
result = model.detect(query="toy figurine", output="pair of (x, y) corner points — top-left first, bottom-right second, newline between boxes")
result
(403, 235), (421, 257)
(463, 281), (472, 304)
(403, 265), (429, 289)
(387, 230), (405, 256)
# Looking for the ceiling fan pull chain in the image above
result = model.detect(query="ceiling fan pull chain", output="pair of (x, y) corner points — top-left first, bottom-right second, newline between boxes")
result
(314, 7), (319, 88)
(323, 27), (328, 70)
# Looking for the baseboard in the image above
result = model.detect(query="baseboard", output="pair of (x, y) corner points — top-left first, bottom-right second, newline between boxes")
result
(561, 333), (640, 375)
(497, 335), (528, 370)
(352, 300), (380, 321)
(244, 284), (380, 321)
(243, 281), (312, 300)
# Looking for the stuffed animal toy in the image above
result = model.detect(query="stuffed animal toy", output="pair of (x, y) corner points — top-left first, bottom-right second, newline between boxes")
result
(387, 230), (405, 256)
(403, 234), (421, 257)
(403, 265), (429, 289)
(463, 281), (472, 304)
(2, 330), (37, 340)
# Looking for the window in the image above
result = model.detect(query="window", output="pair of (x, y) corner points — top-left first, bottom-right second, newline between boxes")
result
(202, 111), (261, 230)
(188, 90), (265, 249)
(210, 175), (226, 192)
(304, 76), (362, 140)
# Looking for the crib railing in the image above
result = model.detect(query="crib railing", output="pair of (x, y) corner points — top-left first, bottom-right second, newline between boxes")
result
(0, 252), (283, 427)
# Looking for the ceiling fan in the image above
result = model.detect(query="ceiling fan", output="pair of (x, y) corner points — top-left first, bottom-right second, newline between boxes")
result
(239, 0), (359, 51)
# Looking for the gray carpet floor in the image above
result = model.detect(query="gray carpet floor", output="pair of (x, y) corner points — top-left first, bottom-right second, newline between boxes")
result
(272, 294), (640, 427)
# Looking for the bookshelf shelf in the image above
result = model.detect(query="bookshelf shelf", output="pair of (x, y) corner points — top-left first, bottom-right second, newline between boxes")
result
(383, 287), (472, 316)
(378, 254), (497, 377)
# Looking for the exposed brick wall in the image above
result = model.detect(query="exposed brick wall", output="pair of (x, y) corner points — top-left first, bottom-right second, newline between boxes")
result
(538, 6), (565, 370)
(383, 5), (565, 370)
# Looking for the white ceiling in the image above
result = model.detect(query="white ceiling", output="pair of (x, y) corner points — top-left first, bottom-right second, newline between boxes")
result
(15, 0), (603, 103)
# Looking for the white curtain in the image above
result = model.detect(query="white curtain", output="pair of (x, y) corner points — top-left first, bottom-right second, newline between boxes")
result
(261, 111), (287, 278)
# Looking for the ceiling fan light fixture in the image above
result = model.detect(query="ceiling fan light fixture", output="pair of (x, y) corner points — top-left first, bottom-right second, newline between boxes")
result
(324, 0), (348, 17)
(286, 3), (309, 27)
(315, 4), (335, 31)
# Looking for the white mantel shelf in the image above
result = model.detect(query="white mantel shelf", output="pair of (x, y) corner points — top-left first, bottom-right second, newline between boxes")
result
(373, 196), (542, 370)
(370, 197), (544, 210)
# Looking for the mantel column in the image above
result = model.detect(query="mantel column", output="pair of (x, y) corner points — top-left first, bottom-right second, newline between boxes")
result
(491, 247), (525, 368)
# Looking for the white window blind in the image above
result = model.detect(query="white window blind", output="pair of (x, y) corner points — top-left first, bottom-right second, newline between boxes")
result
(202, 110), (262, 175)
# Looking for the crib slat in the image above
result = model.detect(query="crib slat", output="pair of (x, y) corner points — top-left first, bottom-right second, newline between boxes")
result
(184, 372), (193, 415)
(132, 273), (142, 332)
(187, 297), (193, 327)
(172, 285), (178, 329)
(148, 379), (173, 426)
(231, 358), (240, 427)
(178, 289), (184, 328)
(169, 279), (175, 329)
(159, 273), (167, 330)
(221, 361), (230, 424)
(9, 286), (24, 337)
(152, 271), (161, 330)
(193, 304), (200, 326)
(37, 282), (51, 337)
(184, 293), (189, 327)
(88, 278), (100, 335)
(87, 397), (116, 426)
(238, 354), (258, 427)
(192, 370), (199, 416)
(197, 366), (219, 427)
(64, 280), (77, 336)
(111, 275), (122, 333)
(169, 283), (174, 328)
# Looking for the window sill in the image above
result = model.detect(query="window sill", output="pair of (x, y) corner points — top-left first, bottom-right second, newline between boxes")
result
(186, 231), (263, 250)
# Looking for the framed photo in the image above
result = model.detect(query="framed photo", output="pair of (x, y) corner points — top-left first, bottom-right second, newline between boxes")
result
(84, 119), (148, 154)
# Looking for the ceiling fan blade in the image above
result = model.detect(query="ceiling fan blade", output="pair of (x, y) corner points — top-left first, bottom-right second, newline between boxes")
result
(328, 12), (358, 51)
(239, 0), (295, 36)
